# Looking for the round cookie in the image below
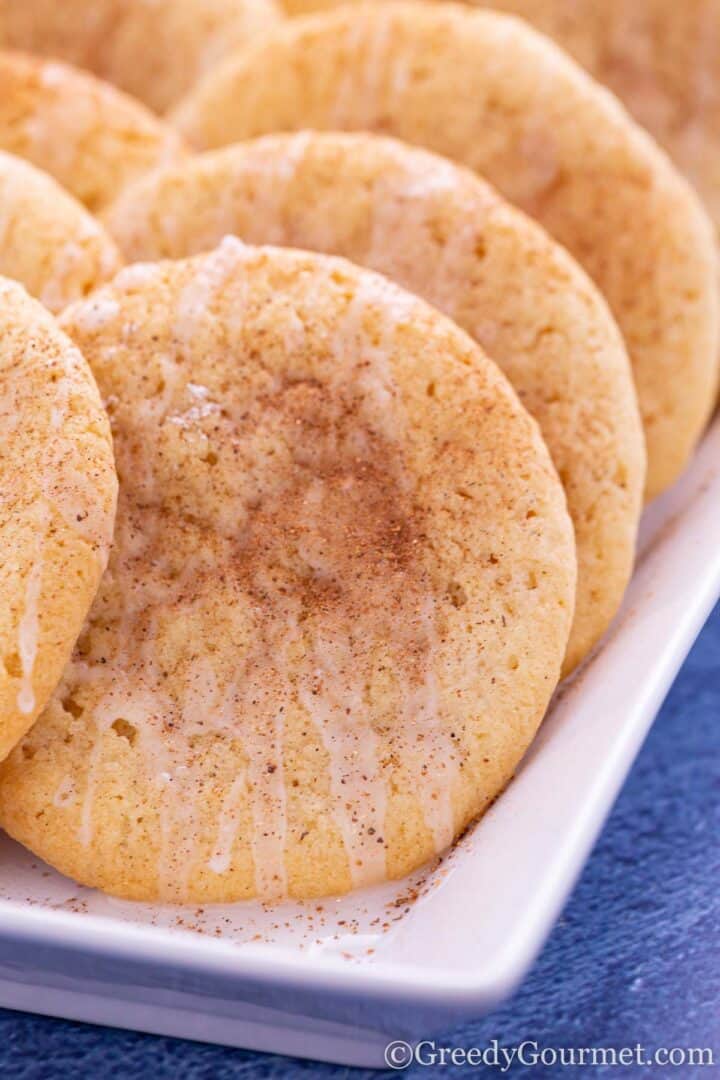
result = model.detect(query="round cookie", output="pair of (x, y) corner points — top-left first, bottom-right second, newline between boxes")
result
(0, 0), (283, 114)
(105, 132), (645, 674)
(0, 277), (117, 764)
(0, 150), (121, 313)
(0, 240), (576, 902)
(282, 0), (720, 240)
(171, 3), (720, 500)
(470, 1), (720, 239)
(0, 51), (187, 211)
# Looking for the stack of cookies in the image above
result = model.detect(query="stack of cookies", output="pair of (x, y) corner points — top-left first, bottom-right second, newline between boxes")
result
(0, 0), (716, 904)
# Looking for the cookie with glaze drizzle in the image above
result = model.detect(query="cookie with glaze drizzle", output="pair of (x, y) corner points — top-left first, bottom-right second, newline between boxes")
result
(171, 2), (719, 499)
(0, 277), (117, 763)
(0, 241), (575, 902)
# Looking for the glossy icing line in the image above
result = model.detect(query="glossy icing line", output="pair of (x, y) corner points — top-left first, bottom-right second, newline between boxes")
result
(299, 628), (388, 887)
(64, 246), (460, 898)
(16, 504), (47, 716)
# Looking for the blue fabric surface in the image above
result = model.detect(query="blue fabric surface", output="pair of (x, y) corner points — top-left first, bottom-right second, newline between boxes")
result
(0, 605), (718, 1079)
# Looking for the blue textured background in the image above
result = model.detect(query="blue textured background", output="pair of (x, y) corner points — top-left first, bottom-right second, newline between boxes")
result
(0, 604), (718, 1079)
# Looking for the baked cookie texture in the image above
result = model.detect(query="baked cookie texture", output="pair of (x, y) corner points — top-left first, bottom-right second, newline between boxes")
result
(0, 150), (121, 312)
(480, 1), (720, 239)
(0, 51), (187, 211)
(0, 0), (283, 114)
(171, 3), (720, 500)
(282, 0), (720, 239)
(0, 241), (575, 902)
(0, 277), (117, 764)
(105, 132), (645, 674)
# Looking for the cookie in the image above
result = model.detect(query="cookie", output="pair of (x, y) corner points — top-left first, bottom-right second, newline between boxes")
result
(482, 0), (720, 241)
(0, 150), (121, 313)
(0, 51), (187, 211)
(283, 0), (720, 240)
(0, 277), (117, 764)
(0, 240), (575, 902)
(105, 132), (645, 673)
(0, 0), (283, 114)
(171, 3), (720, 499)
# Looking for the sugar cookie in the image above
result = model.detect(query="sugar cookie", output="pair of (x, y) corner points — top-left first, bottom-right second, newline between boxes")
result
(0, 241), (575, 901)
(0, 150), (120, 312)
(0, 0), (283, 114)
(0, 277), (117, 763)
(281, 0), (720, 238)
(172, 4), (719, 498)
(0, 51), (186, 210)
(105, 132), (645, 672)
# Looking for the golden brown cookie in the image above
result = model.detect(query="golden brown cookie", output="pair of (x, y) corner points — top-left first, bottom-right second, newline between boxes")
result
(0, 150), (121, 312)
(0, 50), (187, 211)
(0, 277), (117, 764)
(482, 1), (720, 248)
(282, 0), (720, 240)
(172, 3), (720, 499)
(0, 241), (575, 902)
(0, 0), (283, 114)
(105, 132), (645, 673)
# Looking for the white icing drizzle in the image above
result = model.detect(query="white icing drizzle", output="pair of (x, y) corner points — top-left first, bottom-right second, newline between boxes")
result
(76, 679), (156, 847)
(209, 770), (248, 874)
(213, 131), (313, 249)
(398, 598), (455, 851)
(40, 62), (68, 89)
(78, 726), (104, 847)
(41, 343), (111, 549)
(5, 282), (114, 724)
(147, 245), (293, 897)
(114, 262), (163, 291)
(69, 296), (121, 333)
(186, 638), (291, 896)
(64, 243), (460, 899)
(330, 271), (415, 440)
(16, 506), (47, 715)
(334, 17), (392, 126)
(334, 276), (457, 851)
(23, 68), (96, 178)
(298, 629), (388, 886)
(173, 235), (249, 348)
(366, 153), (479, 325)
(240, 668), (290, 898)
(52, 776), (76, 808)
(40, 241), (86, 311)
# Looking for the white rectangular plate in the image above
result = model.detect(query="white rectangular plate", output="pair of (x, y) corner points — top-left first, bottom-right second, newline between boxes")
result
(0, 420), (719, 1068)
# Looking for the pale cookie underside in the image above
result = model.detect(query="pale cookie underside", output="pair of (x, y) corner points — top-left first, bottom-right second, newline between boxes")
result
(0, 0), (283, 113)
(171, 3), (720, 499)
(104, 132), (645, 673)
(0, 50), (187, 211)
(0, 277), (117, 764)
(0, 242), (574, 903)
